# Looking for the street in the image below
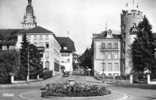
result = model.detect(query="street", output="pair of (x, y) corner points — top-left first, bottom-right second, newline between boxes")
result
(0, 76), (156, 100)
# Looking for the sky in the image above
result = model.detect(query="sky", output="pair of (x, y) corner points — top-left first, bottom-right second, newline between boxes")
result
(0, 0), (156, 54)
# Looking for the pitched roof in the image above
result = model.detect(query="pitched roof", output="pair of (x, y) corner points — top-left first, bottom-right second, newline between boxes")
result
(0, 29), (21, 45)
(56, 37), (76, 52)
(0, 29), (21, 38)
(93, 30), (121, 39)
(0, 26), (54, 45)
(22, 26), (53, 33)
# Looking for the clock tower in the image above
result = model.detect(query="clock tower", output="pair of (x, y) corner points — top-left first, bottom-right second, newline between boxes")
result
(121, 4), (144, 75)
(22, 0), (37, 29)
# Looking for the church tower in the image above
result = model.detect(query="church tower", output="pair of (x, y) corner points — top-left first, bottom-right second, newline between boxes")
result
(22, 0), (37, 29)
(121, 0), (144, 75)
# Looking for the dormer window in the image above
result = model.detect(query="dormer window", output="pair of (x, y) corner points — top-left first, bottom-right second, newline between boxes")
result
(106, 29), (112, 38)
(63, 46), (67, 50)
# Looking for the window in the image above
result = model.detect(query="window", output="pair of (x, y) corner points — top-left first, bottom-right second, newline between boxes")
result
(45, 61), (50, 69)
(108, 63), (112, 71)
(34, 42), (37, 46)
(101, 43), (105, 49)
(54, 62), (59, 72)
(45, 51), (49, 58)
(114, 52), (118, 59)
(114, 63), (119, 71)
(27, 35), (30, 40)
(107, 53), (112, 59)
(108, 43), (112, 49)
(67, 58), (70, 62)
(63, 46), (68, 50)
(45, 35), (49, 40)
(34, 35), (37, 40)
(101, 62), (105, 72)
(114, 43), (118, 49)
(46, 43), (49, 48)
(9, 46), (15, 50)
(40, 35), (43, 40)
(2, 46), (7, 50)
(62, 53), (69, 56)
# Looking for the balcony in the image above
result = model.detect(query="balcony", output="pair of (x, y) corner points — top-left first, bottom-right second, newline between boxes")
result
(100, 47), (120, 52)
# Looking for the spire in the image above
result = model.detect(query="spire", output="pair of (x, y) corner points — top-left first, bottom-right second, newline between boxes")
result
(132, 0), (135, 9)
(28, 0), (32, 5)
(105, 22), (108, 31)
(22, 0), (37, 30)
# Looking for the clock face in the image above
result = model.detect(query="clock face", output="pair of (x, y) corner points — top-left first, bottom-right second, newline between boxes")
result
(130, 23), (137, 34)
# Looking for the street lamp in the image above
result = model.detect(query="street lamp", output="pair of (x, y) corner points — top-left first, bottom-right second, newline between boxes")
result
(102, 62), (105, 83)
(27, 46), (30, 81)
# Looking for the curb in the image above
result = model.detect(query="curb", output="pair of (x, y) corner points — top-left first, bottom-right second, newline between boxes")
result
(19, 89), (128, 100)
(109, 89), (129, 100)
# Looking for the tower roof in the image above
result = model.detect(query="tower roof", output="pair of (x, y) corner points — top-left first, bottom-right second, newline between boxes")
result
(28, 0), (32, 5)
(23, 0), (37, 29)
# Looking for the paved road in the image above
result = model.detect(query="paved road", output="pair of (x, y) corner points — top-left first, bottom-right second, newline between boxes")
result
(110, 86), (156, 100)
(0, 76), (156, 100)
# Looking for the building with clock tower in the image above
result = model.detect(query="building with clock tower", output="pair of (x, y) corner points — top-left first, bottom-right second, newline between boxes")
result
(121, 7), (144, 75)
(22, 0), (37, 29)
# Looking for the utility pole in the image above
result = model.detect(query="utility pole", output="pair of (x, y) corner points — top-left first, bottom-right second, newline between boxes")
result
(27, 46), (30, 81)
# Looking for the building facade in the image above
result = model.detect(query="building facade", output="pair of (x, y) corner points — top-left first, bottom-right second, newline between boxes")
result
(93, 29), (121, 76)
(0, 0), (62, 76)
(93, 8), (144, 76)
(16, 27), (61, 75)
(56, 37), (76, 73)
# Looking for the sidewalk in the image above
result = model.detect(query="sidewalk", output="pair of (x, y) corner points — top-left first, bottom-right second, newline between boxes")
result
(0, 75), (104, 89)
(0, 75), (62, 89)
(20, 89), (127, 100)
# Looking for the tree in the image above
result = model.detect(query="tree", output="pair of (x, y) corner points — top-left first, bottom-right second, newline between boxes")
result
(18, 33), (43, 80)
(19, 33), (29, 80)
(29, 44), (42, 79)
(132, 16), (156, 75)
(79, 42), (94, 75)
(0, 51), (19, 83)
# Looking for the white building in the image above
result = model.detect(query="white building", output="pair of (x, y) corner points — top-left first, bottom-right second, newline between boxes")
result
(93, 29), (121, 76)
(56, 37), (76, 73)
(16, 26), (61, 75)
(0, 0), (62, 76)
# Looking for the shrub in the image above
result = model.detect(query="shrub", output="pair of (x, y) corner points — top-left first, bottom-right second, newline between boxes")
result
(41, 81), (111, 97)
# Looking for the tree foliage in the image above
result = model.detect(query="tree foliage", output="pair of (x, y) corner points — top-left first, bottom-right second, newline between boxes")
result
(0, 51), (19, 83)
(132, 16), (156, 74)
(79, 43), (94, 75)
(18, 34), (42, 80)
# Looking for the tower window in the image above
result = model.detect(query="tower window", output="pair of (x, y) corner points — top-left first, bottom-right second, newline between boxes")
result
(46, 43), (49, 48)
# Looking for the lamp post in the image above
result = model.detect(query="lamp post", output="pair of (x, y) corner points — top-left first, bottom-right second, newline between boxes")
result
(27, 46), (30, 81)
(102, 62), (105, 83)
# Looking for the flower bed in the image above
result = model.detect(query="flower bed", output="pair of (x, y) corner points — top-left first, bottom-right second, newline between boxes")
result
(41, 81), (111, 97)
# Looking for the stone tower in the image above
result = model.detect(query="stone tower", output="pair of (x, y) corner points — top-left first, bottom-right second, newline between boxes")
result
(121, 8), (144, 75)
(22, 0), (37, 29)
